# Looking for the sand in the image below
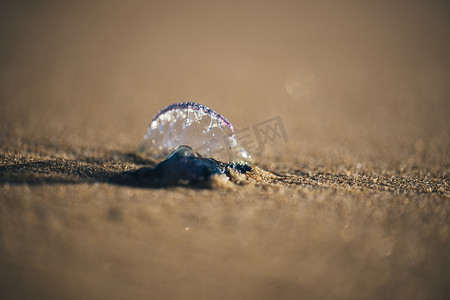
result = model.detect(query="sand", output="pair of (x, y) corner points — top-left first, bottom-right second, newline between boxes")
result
(1, 1), (449, 299)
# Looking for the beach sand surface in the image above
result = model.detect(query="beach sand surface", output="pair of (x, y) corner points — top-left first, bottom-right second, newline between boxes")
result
(1, 1), (449, 299)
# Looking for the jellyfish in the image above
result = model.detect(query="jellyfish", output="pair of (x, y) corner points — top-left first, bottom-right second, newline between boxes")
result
(138, 102), (252, 163)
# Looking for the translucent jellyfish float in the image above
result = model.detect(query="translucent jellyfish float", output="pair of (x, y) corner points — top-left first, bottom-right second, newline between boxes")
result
(139, 102), (252, 163)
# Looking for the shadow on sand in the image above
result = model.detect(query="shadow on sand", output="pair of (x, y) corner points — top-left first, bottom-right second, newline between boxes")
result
(0, 147), (247, 188)
(0, 153), (151, 187)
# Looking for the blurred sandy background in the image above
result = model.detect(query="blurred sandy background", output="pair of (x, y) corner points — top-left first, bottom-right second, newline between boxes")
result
(0, 1), (449, 299)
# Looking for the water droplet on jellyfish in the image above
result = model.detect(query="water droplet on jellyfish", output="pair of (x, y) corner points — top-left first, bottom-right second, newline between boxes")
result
(138, 102), (252, 163)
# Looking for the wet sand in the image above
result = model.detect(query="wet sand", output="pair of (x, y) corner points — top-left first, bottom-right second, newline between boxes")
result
(1, 1), (449, 299)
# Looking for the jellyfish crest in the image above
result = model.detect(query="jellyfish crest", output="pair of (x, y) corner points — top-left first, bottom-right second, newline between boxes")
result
(139, 102), (252, 163)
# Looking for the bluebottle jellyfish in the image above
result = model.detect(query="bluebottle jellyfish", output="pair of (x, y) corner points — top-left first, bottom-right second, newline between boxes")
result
(139, 102), (252, 163)
(123, 145), (252, 187)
